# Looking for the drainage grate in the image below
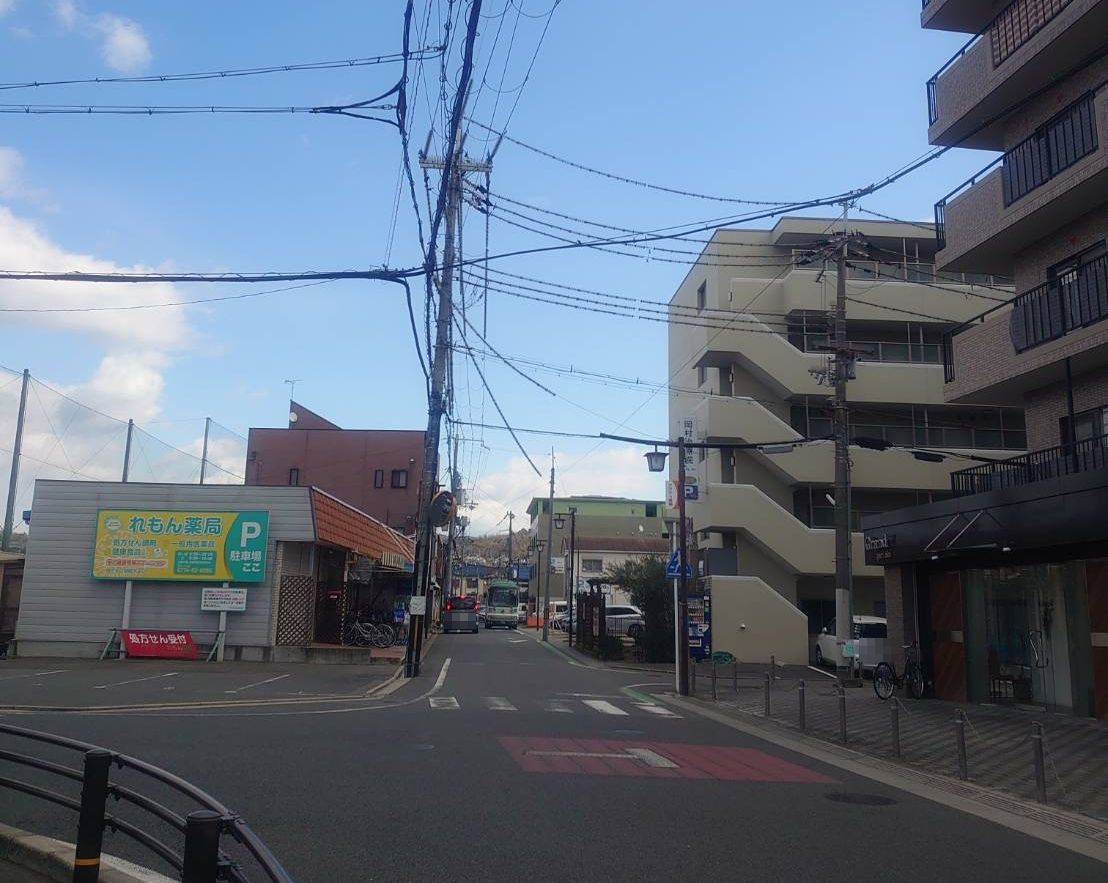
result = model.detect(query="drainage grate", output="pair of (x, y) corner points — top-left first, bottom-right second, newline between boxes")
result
(824, 792), (897, 806)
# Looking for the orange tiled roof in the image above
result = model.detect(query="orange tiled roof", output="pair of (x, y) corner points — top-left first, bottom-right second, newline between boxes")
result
(310, 488), (415, 568)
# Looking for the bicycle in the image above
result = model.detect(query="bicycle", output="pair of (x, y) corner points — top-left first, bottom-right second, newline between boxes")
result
(342, 620), (394, 649)
(873, 643), (925, 700)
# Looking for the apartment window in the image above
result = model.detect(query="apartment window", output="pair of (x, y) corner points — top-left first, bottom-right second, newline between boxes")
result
(696, 281), (707, 312)
(373, 469), (384, 489)
(1060, 406), (1108, 445)
(581, 558), (603, 573)
(645, 503), (658, 517)
(288, 468), (299, 486)
(1011, 243), (1108, 351)
(391, 469), (408, 489)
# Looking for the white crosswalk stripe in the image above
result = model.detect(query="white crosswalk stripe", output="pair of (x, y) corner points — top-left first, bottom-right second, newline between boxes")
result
(543, 699), (574, 713)
(429, 696), (459, 709)
(582, 699), (628, 716)
(634, 703), (680, 718)
(483, 696), (517, 711)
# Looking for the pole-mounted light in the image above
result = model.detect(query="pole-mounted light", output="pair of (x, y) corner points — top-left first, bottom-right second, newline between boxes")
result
(644, 447), (668, 472)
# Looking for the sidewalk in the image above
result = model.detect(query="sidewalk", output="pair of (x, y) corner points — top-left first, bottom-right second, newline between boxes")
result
(687, 661), (1108, 823)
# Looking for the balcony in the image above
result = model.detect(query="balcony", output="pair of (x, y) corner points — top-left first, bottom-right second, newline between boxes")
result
(1010, 251), (1108, 351)
(926, 0), (1107, 149)
(933, 88), (1107, 273)
(922, 0), (1002, 33)
(950, 432), (1108, 495)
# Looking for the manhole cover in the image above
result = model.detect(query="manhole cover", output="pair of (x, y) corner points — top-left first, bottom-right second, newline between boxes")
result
(824, 792), (897, 806)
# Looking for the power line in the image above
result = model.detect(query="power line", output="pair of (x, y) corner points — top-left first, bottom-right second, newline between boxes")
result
(0, 101), (396, 117)
(0, 48), (445, 91)
(0, 268), (402, 283)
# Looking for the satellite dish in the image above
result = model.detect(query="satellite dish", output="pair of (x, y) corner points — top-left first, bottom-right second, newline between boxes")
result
(289, 411), (299, 424)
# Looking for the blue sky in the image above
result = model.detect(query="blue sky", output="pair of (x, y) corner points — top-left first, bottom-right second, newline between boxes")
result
(0, 1), (991, 534)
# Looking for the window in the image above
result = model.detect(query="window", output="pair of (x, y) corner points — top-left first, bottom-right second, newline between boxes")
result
(391, 469), (408, 488)
(696, 281), (706, 312)
(374, 469), (384, 489)
(645, 503), (658, 517)
(288, 468), (299, 486)
(581, 558), (603, 573)
(1060, 406), (1108, 444)
(446, 596), (476, 610)
(465, 577), (479, 589)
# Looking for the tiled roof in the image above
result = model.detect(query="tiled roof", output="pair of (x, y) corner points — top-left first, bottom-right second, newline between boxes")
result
(574, 536), (670, 554)
(311, 488), (415, 568)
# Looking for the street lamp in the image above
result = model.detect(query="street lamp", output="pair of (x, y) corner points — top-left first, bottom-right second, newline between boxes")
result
(645, 447), (668, 472)
(530, 537), (545, 630)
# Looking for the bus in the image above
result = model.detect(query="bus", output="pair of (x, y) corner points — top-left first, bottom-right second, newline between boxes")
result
(484, 579), (519, 630)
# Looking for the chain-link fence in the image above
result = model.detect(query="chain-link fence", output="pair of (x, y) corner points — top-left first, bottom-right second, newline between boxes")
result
(0, 367), (246, 545)
(690, 658), (1108, 822)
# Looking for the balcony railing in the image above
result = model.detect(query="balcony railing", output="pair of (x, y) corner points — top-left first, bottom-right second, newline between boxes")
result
(1010, 252), (1108, 351)
(1002, 92), (1098, 205)
(926, 0), (1074, 125)
(934, 155), (1005, 250)
(951, 432), (1108, 496)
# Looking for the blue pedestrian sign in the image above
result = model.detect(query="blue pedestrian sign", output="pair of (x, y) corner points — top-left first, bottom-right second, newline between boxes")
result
(666, 550), (692, 579)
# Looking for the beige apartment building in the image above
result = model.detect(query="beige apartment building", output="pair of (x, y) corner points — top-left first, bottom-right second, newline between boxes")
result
(862, 0), (1108, 719)
(668, 217), (1021, 662)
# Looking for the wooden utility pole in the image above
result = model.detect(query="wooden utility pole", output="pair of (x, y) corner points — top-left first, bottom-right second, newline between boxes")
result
(2, 369), (29, 551)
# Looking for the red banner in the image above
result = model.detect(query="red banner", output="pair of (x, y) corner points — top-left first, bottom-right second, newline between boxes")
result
(121, 629), (198, 659)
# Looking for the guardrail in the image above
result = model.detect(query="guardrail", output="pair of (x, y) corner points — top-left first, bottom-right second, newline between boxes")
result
(0, 723), (294, 883)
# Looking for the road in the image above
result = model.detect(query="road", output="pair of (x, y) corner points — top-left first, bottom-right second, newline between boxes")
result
(1, 629), (1104, 881)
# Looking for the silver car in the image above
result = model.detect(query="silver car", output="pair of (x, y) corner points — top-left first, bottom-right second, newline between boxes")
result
(442, 596), (479, 634)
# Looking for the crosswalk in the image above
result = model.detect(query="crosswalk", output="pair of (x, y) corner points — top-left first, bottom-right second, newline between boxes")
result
(427, 695), (681, 718)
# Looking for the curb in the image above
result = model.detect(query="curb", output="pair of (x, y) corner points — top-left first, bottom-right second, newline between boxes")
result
(658, 693), (1108, 863)
(0, 823), (173, 882)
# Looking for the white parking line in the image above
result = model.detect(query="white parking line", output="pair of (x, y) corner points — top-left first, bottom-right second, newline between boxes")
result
(224, 674), (290, 694)
(635, 703), (680, 718)
(92, 672), (179, 690)
(429, 696), (459, 709)
(582, 699), (628, 716)
(484, 697), (517, 711)
(0, 669), (69, 682)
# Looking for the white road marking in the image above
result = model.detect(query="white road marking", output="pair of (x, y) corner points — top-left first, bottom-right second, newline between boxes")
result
(544, 699), (574, 713)
(0, 669), (69, 682)
(625, 748), (679, 769)
(224, 674), (290, 694)
(93, 672), (179, 690)
(582, 699), (628, 716)
(432, 658), (452, 692)
(558, 692), (620, 699)
(429, 696), (459, 709)
(635, 703), (679, 718)
(528, 750), (631, 759)
(484, 697), (517, 711)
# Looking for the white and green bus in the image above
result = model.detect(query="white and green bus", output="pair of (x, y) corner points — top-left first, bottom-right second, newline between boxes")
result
(484, 579), (520, 629)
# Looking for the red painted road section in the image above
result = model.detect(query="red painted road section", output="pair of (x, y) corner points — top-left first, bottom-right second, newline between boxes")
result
(498, 736), (836, 783)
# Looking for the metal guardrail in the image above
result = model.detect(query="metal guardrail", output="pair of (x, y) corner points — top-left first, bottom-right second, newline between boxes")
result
(0, 723), (294, 883)
(950, 432), (1108, 496)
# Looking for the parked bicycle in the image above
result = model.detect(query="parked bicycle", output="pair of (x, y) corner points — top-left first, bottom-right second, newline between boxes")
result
(873, 643), (925, 700)
(342, 619), (394, 648)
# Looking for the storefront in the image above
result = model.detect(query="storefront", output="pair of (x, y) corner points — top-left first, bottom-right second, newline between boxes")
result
(15, 480), (414, 660)
(863, 467), (1108, 720)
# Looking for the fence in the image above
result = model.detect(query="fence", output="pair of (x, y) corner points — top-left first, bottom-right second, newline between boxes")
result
(687, 661), (1108, 821)
(0, 366), (246, 545)
(950, 432), (1108, 496)
(0, 722), (294, 882)
(574, 591), (606, 656)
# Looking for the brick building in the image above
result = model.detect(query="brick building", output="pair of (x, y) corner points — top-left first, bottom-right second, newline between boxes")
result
(863, 0), (1108, 719)
(245, 402), (425, 533)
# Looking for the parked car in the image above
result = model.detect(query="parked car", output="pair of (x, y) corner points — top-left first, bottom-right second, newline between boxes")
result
(814, 616), (887, 670)
(604, 604), (644, 636)
(517, 602), (528, 624)
(442, 596), (479, 634)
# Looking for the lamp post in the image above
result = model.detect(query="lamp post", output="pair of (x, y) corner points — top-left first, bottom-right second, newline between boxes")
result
(555, 507), (577, 646)
(530, 537), (545, 630)
(643, 443), (689, 697)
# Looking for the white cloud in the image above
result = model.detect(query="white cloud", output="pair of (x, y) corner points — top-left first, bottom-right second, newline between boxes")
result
(0, 203), (193, 349)
(0, 1), (16, 18)
(0, 147), (22, 198)
(466, 446), (666, 536)
(52, 3), (151, 73)
(94, 13), (150, 73)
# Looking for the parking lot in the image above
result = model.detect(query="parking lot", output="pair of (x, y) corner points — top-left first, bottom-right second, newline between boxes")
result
(0, 657), (397, 709)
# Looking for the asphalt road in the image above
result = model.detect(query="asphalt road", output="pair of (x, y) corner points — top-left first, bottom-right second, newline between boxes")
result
(1, 629), (1104, 882)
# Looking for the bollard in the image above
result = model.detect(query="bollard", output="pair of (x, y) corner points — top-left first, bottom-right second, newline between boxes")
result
(763, 672), (771, 718)
(711, 662), (718, 701)
(732, 660), (739, 694)
(798, 680), (806, 732)
(838, 684), (848, 743)
(955, 710), (968, 781)
(73, 748), (112, 883)
(182, 810), (223, 883)
(1031, 722), (1047, 804)
(891, 700), (902, 760)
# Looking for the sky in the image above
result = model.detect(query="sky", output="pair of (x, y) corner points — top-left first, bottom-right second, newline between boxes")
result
(0, 1), (994, 536)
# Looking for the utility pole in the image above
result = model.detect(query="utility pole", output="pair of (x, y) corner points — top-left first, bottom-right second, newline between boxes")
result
(832, 209), (855, 685)
(567, 507), (577, 648)
(442, 435), (461, 605)
(506, 510), (514, 577)
(677, 436), (690, 696)
(121, 419), (134, 483)
(542, 453), (555, 642)
(2, 369), (30, 551)
(199, 417), (211, 485)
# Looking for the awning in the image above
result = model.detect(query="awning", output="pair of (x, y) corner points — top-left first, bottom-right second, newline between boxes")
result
(310, 488), (415, 571)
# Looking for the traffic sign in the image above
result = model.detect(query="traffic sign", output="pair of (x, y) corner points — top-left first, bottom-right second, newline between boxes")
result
(666, 550), (692, 579)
